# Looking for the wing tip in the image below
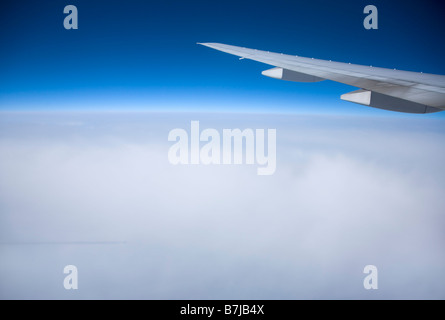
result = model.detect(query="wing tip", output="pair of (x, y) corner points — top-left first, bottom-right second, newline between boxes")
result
(197, 42), (225, 48)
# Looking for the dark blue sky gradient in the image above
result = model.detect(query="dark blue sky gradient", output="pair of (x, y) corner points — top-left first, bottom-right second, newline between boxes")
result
(1, 0), (445, 115)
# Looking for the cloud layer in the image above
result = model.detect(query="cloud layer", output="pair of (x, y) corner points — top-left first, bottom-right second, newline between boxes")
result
(0, 112), (444, 299)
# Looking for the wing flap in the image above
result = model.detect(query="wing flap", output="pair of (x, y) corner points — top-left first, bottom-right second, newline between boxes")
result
(341, 89), (442, 113)
(262, 67), (325, 83)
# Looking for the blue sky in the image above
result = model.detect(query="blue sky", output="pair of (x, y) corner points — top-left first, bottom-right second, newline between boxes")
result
(1, 0), (445, 115)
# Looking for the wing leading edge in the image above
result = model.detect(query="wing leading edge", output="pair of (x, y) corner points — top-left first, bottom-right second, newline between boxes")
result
(199, 43), (445, 114)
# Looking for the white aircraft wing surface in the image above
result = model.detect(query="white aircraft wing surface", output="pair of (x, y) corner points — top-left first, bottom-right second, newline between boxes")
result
(199, 43), (445, 113)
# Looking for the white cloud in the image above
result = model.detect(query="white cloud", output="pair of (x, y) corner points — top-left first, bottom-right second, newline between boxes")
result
(0, 112), (444, 299)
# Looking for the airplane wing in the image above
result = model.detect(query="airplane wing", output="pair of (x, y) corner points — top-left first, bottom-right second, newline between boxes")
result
(199, 43), (445, 114)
